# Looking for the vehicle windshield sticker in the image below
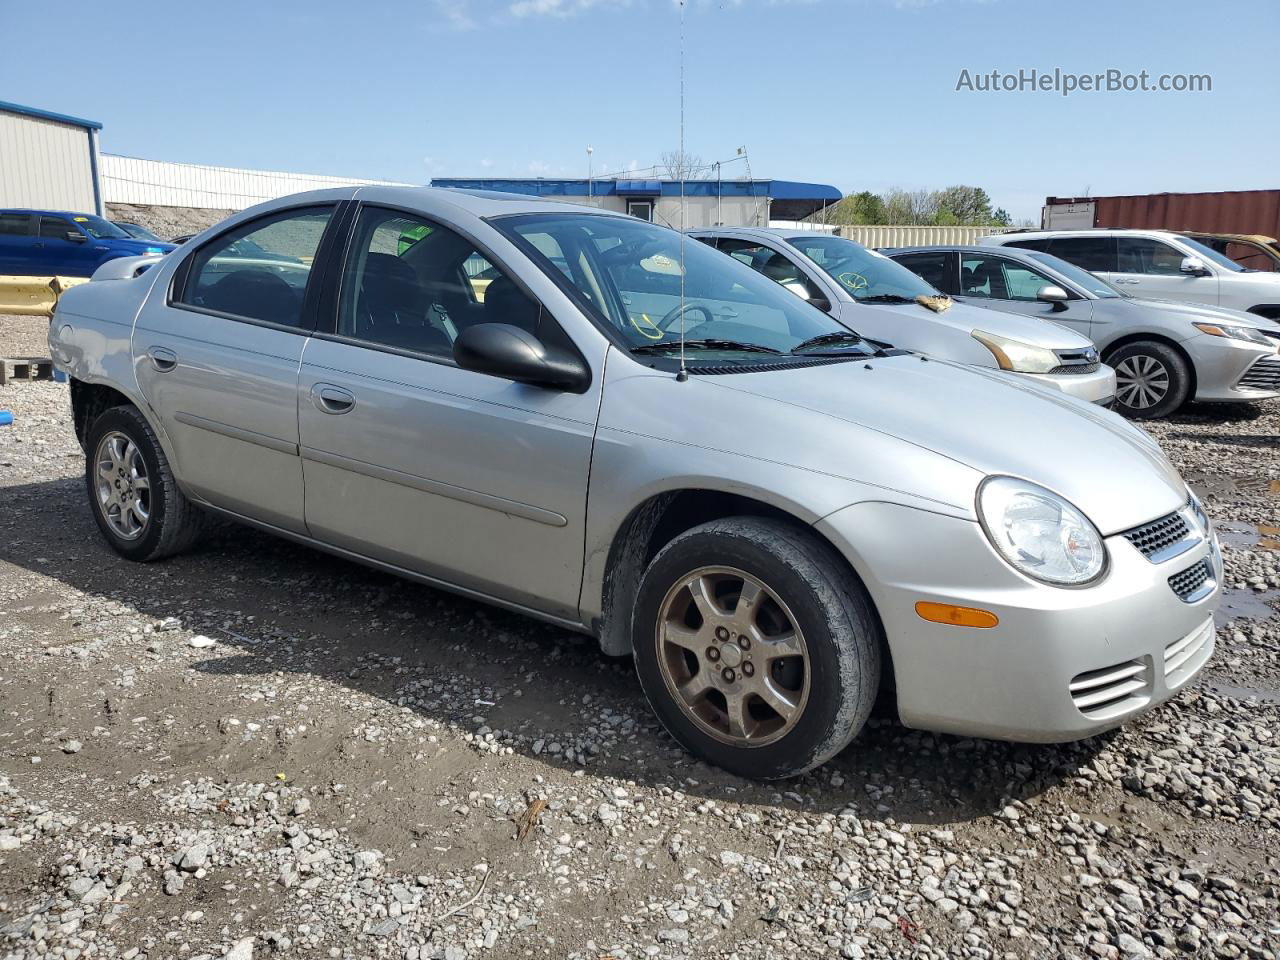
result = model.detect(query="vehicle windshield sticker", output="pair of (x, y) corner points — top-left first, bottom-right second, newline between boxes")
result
(73, 217), (88, 222)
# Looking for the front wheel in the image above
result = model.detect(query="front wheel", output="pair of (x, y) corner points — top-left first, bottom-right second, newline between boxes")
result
(1107, 341), (1191, 419)
(632, 517), (882, 779)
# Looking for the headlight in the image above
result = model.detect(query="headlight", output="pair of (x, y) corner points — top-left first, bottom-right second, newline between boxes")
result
(1192, 321), (1276, 348)
(971, 330), (1060, 374)
(977, 476), (1106, 586)
(1187, 487), (1211, 536)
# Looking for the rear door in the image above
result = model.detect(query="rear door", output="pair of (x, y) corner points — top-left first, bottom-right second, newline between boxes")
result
(892, 251), (957, 295)
(0, 213), (36, 274)
(37, 215), (98, 276)
(1110, 236), (1219, 306)
(955, 252), (1093, 337)
(297, 204), (599, 619)
(134, 202), (343, 534)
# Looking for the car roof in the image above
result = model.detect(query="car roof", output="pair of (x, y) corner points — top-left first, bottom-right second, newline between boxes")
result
(1183, 230), (1279, 244)
(688, 225), (840, 243)
(988, 228), (1199, 241)
(0, 208), (100, 218)
(885, 244), (1040, 256)
(356, 184), (632, 220)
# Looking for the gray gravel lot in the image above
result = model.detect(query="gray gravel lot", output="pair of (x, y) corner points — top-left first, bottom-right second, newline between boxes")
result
(1, 314), (1278, 960)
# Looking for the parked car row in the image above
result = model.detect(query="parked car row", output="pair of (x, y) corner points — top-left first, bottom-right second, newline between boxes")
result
(50, 186), (1224, 779)
(0, 209), (175, 277)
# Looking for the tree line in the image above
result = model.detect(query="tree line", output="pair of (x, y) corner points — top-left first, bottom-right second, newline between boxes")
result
(817, 186), (1012, 227)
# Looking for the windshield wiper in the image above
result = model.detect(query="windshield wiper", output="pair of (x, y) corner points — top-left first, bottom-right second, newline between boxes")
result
(854, 294), (918, 304)
(790, 331), (865, 354)
(630, 338), (783, 355)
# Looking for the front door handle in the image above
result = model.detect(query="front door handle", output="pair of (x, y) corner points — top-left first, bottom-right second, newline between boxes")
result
(311, 383), (355, 415)
(147, 347), (178, 372)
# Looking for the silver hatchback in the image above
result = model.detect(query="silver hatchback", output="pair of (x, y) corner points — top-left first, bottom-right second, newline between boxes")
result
(50, 187), (1219, 779)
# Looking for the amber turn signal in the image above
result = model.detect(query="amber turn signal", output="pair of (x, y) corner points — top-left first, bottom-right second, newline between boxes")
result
(915, 601), (999, 629)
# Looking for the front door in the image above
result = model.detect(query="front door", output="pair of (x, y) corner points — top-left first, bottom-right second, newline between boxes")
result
(1108, 236), (1219, 306)
(36, 215), (98, 276)
(297, 205), (599, 619)
(133, 204), (339, 534)
(956, 252), (1094, 338)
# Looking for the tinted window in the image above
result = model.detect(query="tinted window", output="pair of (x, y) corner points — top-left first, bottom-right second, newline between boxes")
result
(180, 206), (333, 328)
(1005, 237), (1052, 253)
(39, 216), (78, 239)
(338, 206), (543, 359)
(1115, 237), (1186, 275)
(959, 254), (1053, 300)
(0, 214), (31, 236)
(1222, 241), (1278, 272)
(893, 252), (952, 293)
(1046, 236), (1115, 273)
(1027, 252), (1121, 297)
(715, 240), (821, 300)
(1173, 235), (1245, 273)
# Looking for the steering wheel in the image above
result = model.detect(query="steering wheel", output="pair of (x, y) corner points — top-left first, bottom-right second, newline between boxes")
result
(659, 301), (715, 333)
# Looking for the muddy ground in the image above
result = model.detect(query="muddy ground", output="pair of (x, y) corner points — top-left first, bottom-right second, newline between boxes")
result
(1, 315), (1277, 960)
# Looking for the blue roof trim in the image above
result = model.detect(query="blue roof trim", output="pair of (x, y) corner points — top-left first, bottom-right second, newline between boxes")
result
(0, 100), (103, 131)
(432, 177), (841, 203)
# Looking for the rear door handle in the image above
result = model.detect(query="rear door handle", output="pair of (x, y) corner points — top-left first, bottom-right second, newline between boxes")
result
(311, 383), (355, 415)
(147, 347), (178, 372)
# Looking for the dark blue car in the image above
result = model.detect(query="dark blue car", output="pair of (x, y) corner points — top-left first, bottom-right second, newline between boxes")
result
(0, 209), (174, 277)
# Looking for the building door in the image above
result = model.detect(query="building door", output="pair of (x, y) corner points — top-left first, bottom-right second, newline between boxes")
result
(626, 200), (653, 221)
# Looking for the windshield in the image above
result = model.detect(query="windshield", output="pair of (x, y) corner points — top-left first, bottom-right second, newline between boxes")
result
(496, 213), (872, 360)
(785, 235), (939, 301)
(1028, 252), (1121, 298)
(1175, 235), (1246, 272)
(75, 215), (130, 240)
(115, 221), (162, 242)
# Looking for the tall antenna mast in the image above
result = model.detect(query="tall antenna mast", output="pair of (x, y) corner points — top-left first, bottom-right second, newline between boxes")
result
(676, 0), (689, 383)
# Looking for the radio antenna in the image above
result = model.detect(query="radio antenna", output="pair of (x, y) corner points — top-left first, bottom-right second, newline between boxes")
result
(676, 0), (689, 383)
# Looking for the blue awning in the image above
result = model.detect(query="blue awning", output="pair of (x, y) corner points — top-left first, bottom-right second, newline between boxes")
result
(615, 180), (662, 196)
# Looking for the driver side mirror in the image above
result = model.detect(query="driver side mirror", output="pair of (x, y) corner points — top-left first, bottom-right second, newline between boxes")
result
(1036, 284), (1070, 310)
(453, 323), (590, 393)
(1180, 256), (1210, 276)
(807, 296), (832, 313)
(65, 231), (87, 243)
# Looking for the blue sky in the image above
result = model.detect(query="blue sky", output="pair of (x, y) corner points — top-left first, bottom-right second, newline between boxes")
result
(3, 0), (1276, 221)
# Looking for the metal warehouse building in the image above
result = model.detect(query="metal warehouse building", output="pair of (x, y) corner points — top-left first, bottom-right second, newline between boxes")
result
(430, 178), (842, 228)
(0, 100), (103, 215)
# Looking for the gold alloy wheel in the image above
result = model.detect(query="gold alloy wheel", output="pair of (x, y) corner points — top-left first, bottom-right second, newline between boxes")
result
(94, 430), (151, 541)
(655, 566), (810, 747)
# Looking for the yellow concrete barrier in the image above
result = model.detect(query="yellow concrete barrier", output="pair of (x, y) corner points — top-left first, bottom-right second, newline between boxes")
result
(0, 276), (89, 317)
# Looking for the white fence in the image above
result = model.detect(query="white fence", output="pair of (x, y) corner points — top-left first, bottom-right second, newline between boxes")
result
(101, 154), (411, 210)
(835, 225), (1012, 248)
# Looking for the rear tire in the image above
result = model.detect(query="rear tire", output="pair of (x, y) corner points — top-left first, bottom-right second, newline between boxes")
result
(632, 517), (882, 779)
(84, 405), (205, 562)
(1106, 341), (1191, 420)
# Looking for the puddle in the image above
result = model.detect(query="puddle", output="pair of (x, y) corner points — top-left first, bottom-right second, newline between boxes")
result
(1216, 521), (1280, 551)
(1214, 588), (1280, 627)
(1201, 680), (1280, 704)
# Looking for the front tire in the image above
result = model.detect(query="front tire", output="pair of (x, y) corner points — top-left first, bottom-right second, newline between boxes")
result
(84, 405), (205, 562)
(1107, 341), (1191, 420)
(632, 517), (882, 779)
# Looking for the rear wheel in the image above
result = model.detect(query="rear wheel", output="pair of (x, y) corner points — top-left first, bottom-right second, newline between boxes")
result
(85, 405), (205, 562)
(632, 517), (882, 779)
(1107, 341), (1191, 419)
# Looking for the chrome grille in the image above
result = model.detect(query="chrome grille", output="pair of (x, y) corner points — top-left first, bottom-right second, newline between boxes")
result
(1237, 356), (1280, 391)
(1051, 346), (1101, 376)
(1164, 619), (1214, 684)
(1122, 510), (1194, 562)
(1048, 361), (1101, 376)
(1069, 658), (1150, 719)
(1168, 559), (1214, 603)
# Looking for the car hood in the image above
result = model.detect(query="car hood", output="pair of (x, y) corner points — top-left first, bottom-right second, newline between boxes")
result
(109, 238), (176, 254)
(700, 353), (1185, 535)
(846, 296), (1092, 349)
(1114, 295), (1280, 333)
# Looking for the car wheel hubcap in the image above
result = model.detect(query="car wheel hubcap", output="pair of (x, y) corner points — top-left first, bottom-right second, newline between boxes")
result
(1115, 354), (1171, 410)
(655, 566), (809, 748)
(94, 431), (151, 541)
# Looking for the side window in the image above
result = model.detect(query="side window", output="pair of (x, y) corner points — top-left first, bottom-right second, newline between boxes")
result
(1224, 241), (1275, 271)
(337, 206), (544, 359)
(1047, 236), (1115, 273)
(1116, 237), (1186, 275)
(180, 206), (333, 328)
(0, 214), (30, 236)
(894, 252), (951, 293)
(1006, 238), (1052, 253)
(959, 255), (1001, 298)
(39, 215), (78, 240)
(715, 240), (819, 300)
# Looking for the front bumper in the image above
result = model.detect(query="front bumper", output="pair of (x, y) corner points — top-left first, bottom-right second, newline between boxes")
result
(1185, 334), (1280, 402)
(817, 501), (1220, 742)
(1023, 364), (1117, 405)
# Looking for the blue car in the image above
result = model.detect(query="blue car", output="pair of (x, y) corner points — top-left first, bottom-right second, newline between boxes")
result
(0, 209), (174, 277)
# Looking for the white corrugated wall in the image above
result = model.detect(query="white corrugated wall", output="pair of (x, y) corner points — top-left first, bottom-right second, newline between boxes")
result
(0, 110), (98, 212)
(101, 155), (411, 210)
(837, 225), (1012, 248)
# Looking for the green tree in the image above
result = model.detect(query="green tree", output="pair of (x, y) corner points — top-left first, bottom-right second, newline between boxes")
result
(991, 207), (1012, 226)
(824, 190), (887, 225)
(935, 185), (994, 225)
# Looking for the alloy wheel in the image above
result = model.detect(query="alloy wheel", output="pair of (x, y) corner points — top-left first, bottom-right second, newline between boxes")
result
(1114, 354), (1171, 410)
(655, 566), (810, 747)
(94, 431), (151, 540)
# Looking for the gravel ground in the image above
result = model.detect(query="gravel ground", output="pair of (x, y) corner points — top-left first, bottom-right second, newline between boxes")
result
(1, 314), (1278, 960)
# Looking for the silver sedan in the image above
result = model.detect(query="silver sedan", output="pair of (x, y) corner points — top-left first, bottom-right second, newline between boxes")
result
(888, 244), (1280, 418)
(51, 187), (1218, 779)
